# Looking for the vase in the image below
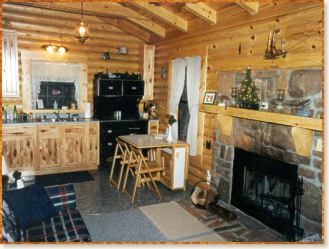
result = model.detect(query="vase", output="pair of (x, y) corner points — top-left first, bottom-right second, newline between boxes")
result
(167, 125), (173, 142)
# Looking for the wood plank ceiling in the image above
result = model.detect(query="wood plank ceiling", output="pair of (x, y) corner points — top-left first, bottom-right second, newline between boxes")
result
(3, 1), (262, 43)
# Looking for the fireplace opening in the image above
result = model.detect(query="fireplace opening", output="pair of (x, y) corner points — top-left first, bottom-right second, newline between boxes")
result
(231, 148), (304, 241)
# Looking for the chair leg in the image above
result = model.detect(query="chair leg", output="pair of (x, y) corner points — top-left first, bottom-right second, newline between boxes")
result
(131, 161), (142, 203)
(109, 144), (119, 185)
(117, 163), (126, 190)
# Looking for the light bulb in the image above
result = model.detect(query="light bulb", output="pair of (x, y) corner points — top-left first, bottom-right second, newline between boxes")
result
(58, 46), (66, 55)
(79, 22), (86, 36)
(46, 45), (54, 53)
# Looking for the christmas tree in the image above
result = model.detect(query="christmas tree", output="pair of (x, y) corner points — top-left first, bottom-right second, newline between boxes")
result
(237, 66), (260, 109)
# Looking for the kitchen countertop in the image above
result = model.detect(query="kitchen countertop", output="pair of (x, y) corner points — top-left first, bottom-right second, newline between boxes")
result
(2, 118), (100, 126)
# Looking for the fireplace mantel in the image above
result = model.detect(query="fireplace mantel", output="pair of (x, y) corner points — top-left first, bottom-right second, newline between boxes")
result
(199, 104), (322, 156)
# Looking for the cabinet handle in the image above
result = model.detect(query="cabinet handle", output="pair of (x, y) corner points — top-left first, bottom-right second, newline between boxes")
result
(131, 86), (137, 90)
(107, 130), (113, 133)
(107, 142), (113, 146)
(108, 86), (114, 90)
(128, 127), (140, 130)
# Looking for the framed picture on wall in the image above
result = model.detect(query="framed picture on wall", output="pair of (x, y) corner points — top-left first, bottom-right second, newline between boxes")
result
(203, 92), (217, 104)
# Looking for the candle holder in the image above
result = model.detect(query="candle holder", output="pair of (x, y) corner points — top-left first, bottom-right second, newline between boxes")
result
(276, 89), (286, 109)
(230, 86), (239, 107)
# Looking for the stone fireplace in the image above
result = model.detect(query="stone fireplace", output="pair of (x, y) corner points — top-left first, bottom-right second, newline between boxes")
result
(212, 69), (322, 239)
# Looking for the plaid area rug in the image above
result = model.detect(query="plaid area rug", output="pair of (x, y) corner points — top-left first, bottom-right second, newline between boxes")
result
(81, 201), (225, 242)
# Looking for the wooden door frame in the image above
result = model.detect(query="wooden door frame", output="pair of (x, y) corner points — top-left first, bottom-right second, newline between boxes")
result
(166, 46), (208, 162)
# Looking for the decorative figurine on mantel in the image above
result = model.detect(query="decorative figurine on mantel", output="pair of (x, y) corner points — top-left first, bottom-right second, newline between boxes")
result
(237, 66), (260, 110)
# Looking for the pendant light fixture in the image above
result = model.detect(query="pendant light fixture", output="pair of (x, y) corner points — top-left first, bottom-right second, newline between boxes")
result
(75, 2), (89, 44)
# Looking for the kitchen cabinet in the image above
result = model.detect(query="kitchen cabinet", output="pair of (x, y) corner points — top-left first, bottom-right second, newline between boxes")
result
(37, 125), (62, 171)
(2, 126), (36, 172)
(161, 145), (189, 191)
(99, 120), (148, 164)
(2, 121), (99, 175)
(62, 125), (86, 168)
(86, 123), (99, 165)
(97, 79), (123, 96)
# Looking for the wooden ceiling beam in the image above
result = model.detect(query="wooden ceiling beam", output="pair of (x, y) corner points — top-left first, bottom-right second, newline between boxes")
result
(184, 3), (217, 25)
(98, 17), (151, 43)
(6, 2), (165, 39)
(107, 3), (165, 38)
(129, 2), (188, 32)
(235, 2), (259, 15)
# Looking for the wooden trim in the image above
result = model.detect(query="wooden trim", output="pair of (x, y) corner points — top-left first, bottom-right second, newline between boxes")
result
(235, 2), (259, 15)
(291, 127), (313, 157)
(199, 104), (322, 131)
(130, 2), (188, 32)
(21, 50), (88, 114)
(184, 3), (217, 25)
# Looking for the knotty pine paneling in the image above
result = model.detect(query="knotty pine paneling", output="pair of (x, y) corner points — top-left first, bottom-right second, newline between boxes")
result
(2, 5), (145, 110)
(153, 4), (322, 185)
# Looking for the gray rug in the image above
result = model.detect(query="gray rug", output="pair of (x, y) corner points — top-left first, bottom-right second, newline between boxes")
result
(82, 209), (166, 242)
(82, 201), (224, 242)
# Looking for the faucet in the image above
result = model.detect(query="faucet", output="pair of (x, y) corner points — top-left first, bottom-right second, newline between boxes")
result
(54, 110), (60, 121)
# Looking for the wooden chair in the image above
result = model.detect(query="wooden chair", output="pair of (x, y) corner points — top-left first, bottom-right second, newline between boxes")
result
(122, 145), (165, 203)
(109, 138), (130, 190)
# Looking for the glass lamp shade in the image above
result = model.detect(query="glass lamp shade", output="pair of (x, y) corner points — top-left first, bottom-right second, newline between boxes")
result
(46, 45), (55, 53)
(58, 46), (66, 55)
(75, 21), (89, 43)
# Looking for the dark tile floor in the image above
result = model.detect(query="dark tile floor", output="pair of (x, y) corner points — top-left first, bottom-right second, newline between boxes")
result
(74, 164), (191, 215)
(73, 164), (287, 242)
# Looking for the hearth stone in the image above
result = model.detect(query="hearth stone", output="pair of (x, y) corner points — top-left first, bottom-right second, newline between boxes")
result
(217, 72), (235, 96)
(288, 70), (322, 98)
(301, 181), (322, 222)
(298, 166), (316, 180)
(283, 152), (311, 165)
(216, 178), (231, 203)
(234, 128), (255, 151)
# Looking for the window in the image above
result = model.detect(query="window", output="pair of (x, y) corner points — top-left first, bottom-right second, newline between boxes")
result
(2, 30), (19, 97)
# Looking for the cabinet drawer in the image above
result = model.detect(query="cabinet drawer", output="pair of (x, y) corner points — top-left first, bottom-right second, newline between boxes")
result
(38, 125), (60, 136)
(98, 79), (122, 96)
(3, 126), (35, 137)
(123, 81), (144, 96)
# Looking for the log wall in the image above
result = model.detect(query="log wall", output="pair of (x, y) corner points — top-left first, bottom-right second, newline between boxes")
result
(1, 4), (145, 110)
(152, 2), (322, 185)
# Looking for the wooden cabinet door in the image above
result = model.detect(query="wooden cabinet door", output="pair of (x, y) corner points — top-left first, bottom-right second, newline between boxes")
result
(142, 44), (155, 100)
(86, 123), (99, 166)
(37, 125), (61, 171)
(2, 126), (36, 172)
(62, 125), (86, 167)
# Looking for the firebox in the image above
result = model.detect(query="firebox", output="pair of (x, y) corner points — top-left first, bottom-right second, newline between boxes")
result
(231, 148), (303, 241)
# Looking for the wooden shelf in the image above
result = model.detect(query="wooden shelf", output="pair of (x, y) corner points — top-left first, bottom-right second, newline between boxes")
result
(199, 104), (322, 131)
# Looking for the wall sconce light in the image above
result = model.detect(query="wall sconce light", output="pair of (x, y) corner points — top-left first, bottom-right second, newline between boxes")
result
(264, 26), (288, 60)
(41, 44), (69, 55)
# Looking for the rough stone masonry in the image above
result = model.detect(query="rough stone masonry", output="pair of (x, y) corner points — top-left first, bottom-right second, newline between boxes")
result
(212, 69), (322, 238)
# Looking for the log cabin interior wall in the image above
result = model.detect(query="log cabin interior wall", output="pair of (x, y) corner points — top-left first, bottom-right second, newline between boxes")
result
(152, 2), (322, 185)
(1, 3), (145, 111)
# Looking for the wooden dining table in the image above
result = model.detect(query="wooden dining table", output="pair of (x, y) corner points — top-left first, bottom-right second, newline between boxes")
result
(118, 134), (189, 190)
